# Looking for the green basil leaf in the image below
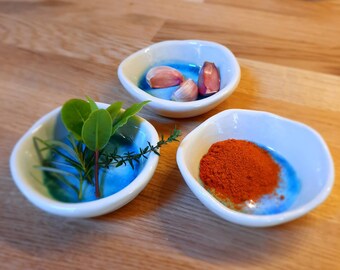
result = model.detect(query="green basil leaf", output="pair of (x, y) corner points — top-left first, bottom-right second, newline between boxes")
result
(106, 101), (123, 122)
(61, 99), (91, 141)
(86, 96), (98, 112)
(111, 100), (150, 136)
(82, 109), (112, 151)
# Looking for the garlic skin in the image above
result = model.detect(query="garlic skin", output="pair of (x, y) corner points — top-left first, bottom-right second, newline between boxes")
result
(171, 79), (198, 102)
(146, 66), (184, 88)
(198, 62), (221, 95)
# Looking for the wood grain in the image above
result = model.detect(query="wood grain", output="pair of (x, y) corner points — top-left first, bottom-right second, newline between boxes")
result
(1, 1), (340, 269)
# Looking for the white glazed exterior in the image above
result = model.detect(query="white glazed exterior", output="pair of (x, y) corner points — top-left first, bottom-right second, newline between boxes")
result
(10, 103), (160, 218)
(176, 109), (334, 227)
(118, 40), (241, 118)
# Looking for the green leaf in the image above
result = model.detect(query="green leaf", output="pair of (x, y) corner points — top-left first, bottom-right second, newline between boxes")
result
(35, 167), (79, 195)
(43, 139), (78, 160)
(152, 149), (160, 156)
(111, 100), (150, 136)
(128, 159), (134, 170)
(61, 99), (91, 140)
(106, 101), (123, 122)
(34, 137), (83, 170)
(86, 96), (98, 112)
(82, 109), (112, 151)
(35, 165), (78, 178)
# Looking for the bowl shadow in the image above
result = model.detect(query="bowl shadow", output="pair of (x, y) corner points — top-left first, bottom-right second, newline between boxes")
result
(155, 176), (308, 265)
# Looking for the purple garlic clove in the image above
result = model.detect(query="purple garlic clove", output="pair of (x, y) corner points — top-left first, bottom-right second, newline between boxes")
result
(171, 79), (198, 102)
(198, 62), (221, 95)
(146, 66), (184, 88)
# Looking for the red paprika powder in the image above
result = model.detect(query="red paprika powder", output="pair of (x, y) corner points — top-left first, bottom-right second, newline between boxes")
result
(199, 139), (280, 206)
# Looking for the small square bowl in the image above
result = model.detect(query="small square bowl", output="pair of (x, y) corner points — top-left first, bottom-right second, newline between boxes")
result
(176, 109), (334, 227)
(10, 103), (160, 218)
(118, 40), (241, 118)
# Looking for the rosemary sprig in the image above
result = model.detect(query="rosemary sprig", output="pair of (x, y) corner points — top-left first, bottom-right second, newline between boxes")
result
(33, 136), (95, 199)
(101, 128), (181, 169)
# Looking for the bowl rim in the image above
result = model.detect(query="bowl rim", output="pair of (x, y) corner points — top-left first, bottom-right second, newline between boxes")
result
(9, 102), (160, 217)
(176, 109), (335, 227)
(118, 39), (241, 109)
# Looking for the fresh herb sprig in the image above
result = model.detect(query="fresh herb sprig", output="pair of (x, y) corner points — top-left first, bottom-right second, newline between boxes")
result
(59, 97), (149, 198)
(34, 97), (181, 200)
(101, 128), (181, 169)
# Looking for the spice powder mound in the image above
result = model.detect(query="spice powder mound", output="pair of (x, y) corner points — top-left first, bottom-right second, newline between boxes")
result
(199, 139), (280, 205)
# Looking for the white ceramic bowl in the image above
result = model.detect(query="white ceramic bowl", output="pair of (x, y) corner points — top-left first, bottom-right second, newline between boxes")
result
(176, 109), (334, 227)
(10, 103), (159, 218)
(118, 40), (241, 118)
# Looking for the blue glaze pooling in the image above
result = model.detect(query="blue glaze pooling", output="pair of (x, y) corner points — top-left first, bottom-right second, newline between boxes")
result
(43, 134), (141, 203)
(138, 62), (201, 100)
(241, 145), (301, 215)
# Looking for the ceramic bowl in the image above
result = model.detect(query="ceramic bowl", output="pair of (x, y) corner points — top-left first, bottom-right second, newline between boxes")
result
(118, 40), (241, 118)
(10, 103), (159, 218)
(176, 109), (334, 227)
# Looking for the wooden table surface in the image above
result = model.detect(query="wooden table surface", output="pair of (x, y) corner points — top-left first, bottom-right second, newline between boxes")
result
(1, 1), (340, 269)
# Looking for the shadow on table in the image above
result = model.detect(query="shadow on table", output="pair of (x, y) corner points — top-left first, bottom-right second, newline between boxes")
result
(155, 174), (309, 265)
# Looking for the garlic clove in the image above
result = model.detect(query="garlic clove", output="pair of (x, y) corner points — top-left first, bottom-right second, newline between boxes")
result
(171, 79), (198, 102)
(146, 66), (184, 88)
(198, 62), (221, 95)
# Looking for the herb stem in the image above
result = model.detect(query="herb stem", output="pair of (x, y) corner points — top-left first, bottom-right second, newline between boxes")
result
(94, 150), (100, 198)
(78, 174), (83, 200)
